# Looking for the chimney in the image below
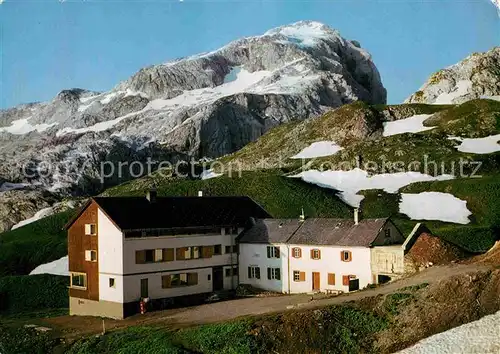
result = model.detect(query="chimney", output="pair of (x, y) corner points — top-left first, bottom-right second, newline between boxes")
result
(299, 207), (305, 222)
(198, 190), (203, 197)
(146, 189), (157, 203)
(354, 208), (359, 225)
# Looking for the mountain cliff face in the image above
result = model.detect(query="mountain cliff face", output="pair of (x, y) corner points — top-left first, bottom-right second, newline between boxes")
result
(406, 47), (500, 104)
(0, 21), (386, 198)
(0, 21), (387, 231)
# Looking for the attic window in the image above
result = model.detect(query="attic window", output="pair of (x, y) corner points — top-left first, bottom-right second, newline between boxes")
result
(85, 224), (96, 235)
(385, 229), (391, 239)
(341, 250), (352, 262)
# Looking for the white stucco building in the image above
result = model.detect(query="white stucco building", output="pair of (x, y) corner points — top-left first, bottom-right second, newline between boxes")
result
(65, 192), (270, 319)
(238, 213), (406, 294)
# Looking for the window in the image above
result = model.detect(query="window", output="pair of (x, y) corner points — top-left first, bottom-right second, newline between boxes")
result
(293, 271), (305, 282)
(85, 250), (97, 262)
(176, 246), (213, 260)
(342, 275), (350, 286)
(225, 266), (238, 277)
(225, 245), (238, 254)
(136, 249), (174, 264)
(162, 273), (198, 288)
(214, 244), (222, 255)
(267, 246), (280, 258)
(292, 247), (302, 258)
(145, 249), (154, 263)
(267, 267), (281, 280)
(248, 266), (260, 279)
(224, 227), (231, 235)
(109, 278), (115, 288)
(385, 229), (391, 239)
(85, 224), (96, 235)
(328, 273), (336, 285)
(341, 251), (352, 262)
(71, 272), (87, 289)
(311, 249), (321, 260)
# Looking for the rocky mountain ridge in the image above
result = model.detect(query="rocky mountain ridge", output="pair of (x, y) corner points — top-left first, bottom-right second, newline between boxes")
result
(406, 47), (500, 104)
(0, 21), (387, 231)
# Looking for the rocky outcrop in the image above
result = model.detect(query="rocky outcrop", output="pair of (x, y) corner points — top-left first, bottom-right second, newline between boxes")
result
(0, 21), (386, 196)
(406, 47), (500, 104)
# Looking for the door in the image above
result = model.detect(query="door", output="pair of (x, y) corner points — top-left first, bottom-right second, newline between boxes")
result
(140, 278), (149, 298)
(349, 278), (359, 292)
(212, 267), (224, 291)
(312, 272), (320, 291)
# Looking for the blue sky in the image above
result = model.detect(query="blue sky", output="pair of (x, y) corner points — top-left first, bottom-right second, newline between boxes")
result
(0, 0), (498, 108)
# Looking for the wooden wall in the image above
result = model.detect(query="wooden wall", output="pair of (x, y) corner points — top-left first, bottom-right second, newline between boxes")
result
(68, 201), (99, 301)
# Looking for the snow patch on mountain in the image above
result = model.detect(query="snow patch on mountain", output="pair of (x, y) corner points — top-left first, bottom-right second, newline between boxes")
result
(200, 169), (223, 180)
(293, 169), (454, 207)
(265, 21), (333, 47)
(0, 118), (57, 135)
(399, 192), (471, 224)
(29, 256), (69, 276)
(397, 310), (500, 354)
(449, 134), (500, 154)
(12, 207), (54, 230)
(433, 80), (473, 104)
(383, 114), (434, 137)
(291, 141), (343, 159)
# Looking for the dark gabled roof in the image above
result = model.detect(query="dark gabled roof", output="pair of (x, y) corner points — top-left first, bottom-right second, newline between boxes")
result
(238, 219), (303, 244)
(239, 218), (389, 247)
(65, 196), (271, 231)
(287, 218), (388, 247)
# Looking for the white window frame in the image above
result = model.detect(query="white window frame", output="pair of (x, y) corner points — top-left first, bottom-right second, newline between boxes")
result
(312, 249), (321, 260)
(70, 272), (87, 289)
(293, 270), (301, 282)
(293, 247), (301, 258)
(85, 250), (97, 262)
(85, 224), (96, 235)
(267, 246), (280, 258)
(268, 267), (281, 280)
(248, 266), (260, 279)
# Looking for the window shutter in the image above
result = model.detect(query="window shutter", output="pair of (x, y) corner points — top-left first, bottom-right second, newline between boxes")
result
(176, 247), (186, 260)
(348, 252), (352, 262)
(267, 268), (271, 280)
(256, 267), (261, 279)
(188, 273), (198, 285)
(298, 248), (302, 258)
(267, 247), (271, 258)
(248, 267), (252, 279)
(317, 249), (321, 259)
(310, 249), (314, 259)
(84, 250), (91, 261)
(299, 271), (306, 282)
(155, 249), (163, 262)
(328, 273), (335, 285)
(162, 275), (171, 288)
(85, 224), (91, 235)
(163, 248), (174, 262)
(276, 268), (281, 280)
(135, 250), (146, 264)
(342, 275), (350, 286)
(275, 247), (280, 258)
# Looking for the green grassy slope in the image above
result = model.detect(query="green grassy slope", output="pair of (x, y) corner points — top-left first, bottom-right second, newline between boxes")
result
(0, 210), (73, 276)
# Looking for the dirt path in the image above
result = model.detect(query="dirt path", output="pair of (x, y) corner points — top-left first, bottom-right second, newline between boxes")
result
(44, 263), (491, 340)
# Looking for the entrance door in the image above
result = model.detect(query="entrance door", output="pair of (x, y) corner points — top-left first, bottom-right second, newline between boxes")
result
(348, 278), (359, 292)
(212, 267), (224, 291)
(312, 272), (320, 291)
(140, 278), (149, 298)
